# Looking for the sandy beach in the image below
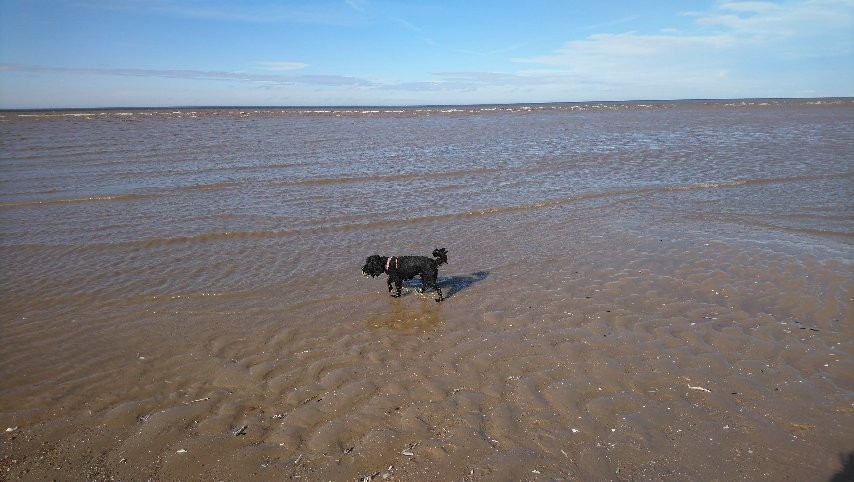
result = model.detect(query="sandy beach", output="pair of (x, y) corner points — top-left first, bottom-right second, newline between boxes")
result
(1, 101), (852, 480)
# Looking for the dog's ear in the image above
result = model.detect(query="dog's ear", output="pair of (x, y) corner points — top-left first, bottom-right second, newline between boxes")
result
(365, 255), (383, 270)
(432, 248), (448, 265)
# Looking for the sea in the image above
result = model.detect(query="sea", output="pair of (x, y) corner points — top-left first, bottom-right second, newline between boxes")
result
(0, 99), (852, 480)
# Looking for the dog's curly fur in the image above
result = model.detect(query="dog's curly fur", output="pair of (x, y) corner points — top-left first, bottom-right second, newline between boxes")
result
(362, 248), (448, 302)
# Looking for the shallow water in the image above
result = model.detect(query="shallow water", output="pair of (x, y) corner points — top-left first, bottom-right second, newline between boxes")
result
(1, 99), (852, 480)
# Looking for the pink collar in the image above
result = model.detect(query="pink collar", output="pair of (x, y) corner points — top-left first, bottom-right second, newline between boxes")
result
(385, 256), (398, 272)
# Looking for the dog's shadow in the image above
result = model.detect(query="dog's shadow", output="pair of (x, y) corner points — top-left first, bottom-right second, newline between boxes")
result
(403, 271), (489, 299)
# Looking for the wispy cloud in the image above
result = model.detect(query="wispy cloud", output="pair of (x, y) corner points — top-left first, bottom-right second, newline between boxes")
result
(256, 61), (308, 71)
(0, 63), (578, 94)
(371, 0), (853, 100)
(74, 0), (362, 25)
(696, 0), (852, 44)
(511, 0), (854, 97)
(0, 63), (373, 87)
(514, 31), (734, 71)
(344, 0), (367, 12)
(718, 2), (781, 13)
(582, 16), (637, 31)
(381, 70), (607, 94)
(3, 0), (851, 106)
(448, 42), (529, 57)
(433, 71), (571, 86)
(390, 15), (423, 33)
(389, 16), (438, 46)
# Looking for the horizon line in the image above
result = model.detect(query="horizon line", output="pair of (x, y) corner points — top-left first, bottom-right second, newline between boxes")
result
(1, 96), (852, 112)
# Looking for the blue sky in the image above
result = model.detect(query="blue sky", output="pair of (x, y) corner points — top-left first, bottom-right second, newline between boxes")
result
(0, 0), (852, 108)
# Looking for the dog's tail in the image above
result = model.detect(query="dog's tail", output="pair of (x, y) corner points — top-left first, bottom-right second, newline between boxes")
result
(432, 248), (448, 266)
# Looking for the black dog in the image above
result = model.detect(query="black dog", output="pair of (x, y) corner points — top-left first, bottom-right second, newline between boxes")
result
(362, 248), (448, 302)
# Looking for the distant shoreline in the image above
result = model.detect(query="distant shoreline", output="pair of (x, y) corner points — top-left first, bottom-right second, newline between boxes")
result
(2, 97), (852, 113)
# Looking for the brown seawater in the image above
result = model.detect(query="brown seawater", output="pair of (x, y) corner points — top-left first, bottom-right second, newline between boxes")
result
(1, 100), (852, 480)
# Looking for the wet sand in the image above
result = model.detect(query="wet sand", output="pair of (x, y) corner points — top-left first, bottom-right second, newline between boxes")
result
(2, 212), (852, 480)
(1, 101), (852, 480)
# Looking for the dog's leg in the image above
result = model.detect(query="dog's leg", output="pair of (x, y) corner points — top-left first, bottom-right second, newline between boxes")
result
(417, 274), (430, 295)
(434, 285), (444, 302)
(423, 269), (444, 302)
(389, 276), (402, 297)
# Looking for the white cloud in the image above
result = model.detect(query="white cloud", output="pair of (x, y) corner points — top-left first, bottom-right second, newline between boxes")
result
(719, 2), (781, 13)
(512, 32), (735, 85)
(0, 64), (373, 87)
(3, 0), (851, 106)
(509, 0), (854, 98)
(698, 0), (852, 41)
(257, 61), (308, 71)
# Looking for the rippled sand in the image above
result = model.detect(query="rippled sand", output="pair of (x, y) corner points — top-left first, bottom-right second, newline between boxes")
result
(1, 210), (851, 481)
(1, 101), (852, 480)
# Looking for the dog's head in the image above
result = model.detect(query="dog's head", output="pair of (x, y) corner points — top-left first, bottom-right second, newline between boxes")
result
(362, 255), (386, 277)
